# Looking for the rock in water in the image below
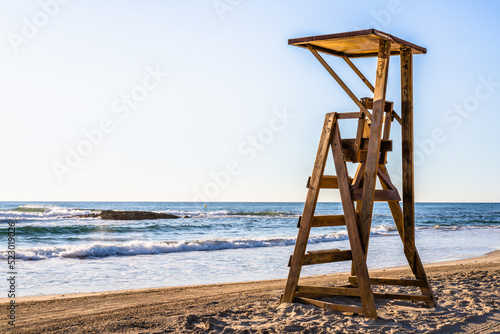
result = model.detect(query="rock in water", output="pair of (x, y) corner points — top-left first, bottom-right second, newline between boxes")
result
(99, 210), (180, 220)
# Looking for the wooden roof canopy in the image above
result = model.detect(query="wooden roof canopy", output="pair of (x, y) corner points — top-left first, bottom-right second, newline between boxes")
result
(288, 29), (426, 58)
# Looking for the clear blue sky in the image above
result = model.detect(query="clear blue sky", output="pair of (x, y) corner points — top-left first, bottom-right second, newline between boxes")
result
(0, 0), (499, 202)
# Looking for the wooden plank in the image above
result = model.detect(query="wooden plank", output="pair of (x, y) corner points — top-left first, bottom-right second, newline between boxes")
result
(319, 175), (340, 189)
(330, 122), (377, 319)
(295, 297), (363, 314)
(298, 215), (347, 228)
(342, 138), (392, 151)
(281, 113), (337, 303)
(322, 175), (353, 189)
(358, 40), (391, 258)
(307, 175), (354, 189)
(301, 249), (352, 265)
(307, 45), (372, 121)
(337, 112), (363, 119)
(296, 285), (360, 297)
(401, 47), (415, 257)
(296, 285), (430, 302)
(352, 189), (401, 202)
(307, 248), (340, 255)
(378, 165), (437, 307)
(343, 139), (392, 163)
(342, 55), (375, 92)
(311, 215), (346, 227)
(349, 276), (426, 287)
(344, 151), (375, 163)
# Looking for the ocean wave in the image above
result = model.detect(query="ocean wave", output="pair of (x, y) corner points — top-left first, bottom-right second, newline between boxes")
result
(2, 224), (409, 261)
(0, 205), (297, 221)
(0, 221), (243, 236)
(11, 206), (47, 213)
(0, 205), (97, 220)
(371, 224), (398, 234)
(3, 232), (348, 261)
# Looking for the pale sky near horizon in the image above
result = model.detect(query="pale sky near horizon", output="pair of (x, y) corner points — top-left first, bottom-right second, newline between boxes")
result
(0, 1), (499, 202)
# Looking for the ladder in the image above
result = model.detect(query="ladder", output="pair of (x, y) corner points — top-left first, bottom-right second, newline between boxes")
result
(280, 98), (436, 319)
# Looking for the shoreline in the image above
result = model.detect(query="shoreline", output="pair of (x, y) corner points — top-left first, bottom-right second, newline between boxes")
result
(2, 250), (499, 333)
(4, 249), (498, 304)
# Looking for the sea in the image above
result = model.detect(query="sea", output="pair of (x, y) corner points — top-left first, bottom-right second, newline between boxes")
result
(0, 202), (499, 297)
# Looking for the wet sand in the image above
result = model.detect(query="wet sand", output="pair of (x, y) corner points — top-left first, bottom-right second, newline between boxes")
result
(2, 250), (499, 333)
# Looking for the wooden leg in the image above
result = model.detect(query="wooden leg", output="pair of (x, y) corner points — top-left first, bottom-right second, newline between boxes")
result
(358, 40), (392, 256)
(378, 165), (437, 307)
(331, 122), (377, 319)
(350, 163), (365, 277)
(401, 47), (415, 260)
(281, 113), (337, 303)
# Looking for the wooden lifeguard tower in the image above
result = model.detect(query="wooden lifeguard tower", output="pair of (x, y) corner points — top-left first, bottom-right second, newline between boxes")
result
(281, 29), (436, 319)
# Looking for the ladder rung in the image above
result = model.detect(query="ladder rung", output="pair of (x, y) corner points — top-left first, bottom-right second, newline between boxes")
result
(351, 189), (401, 202)
(349, 276), (427, 287)
(320, 176), (341, 188)
(311, 215), (346, 227)
(287, 249), (352, 267)
(336, 112), (363, 119)
(295, 297), (363, 314)
(306, 175), (353, 189)
(307, 248), (340, 255)
(302, 249), (352, 265)
(296, 285), (360, 297)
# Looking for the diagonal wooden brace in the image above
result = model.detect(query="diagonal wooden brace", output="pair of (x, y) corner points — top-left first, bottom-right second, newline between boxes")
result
(307, 45), (372, 121)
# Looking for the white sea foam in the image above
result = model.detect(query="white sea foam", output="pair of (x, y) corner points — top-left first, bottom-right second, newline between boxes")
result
(0, 205), (292, 221)
(4, 232), (345, 261)
(371, 224), (398, 234)
(6, 202), (500, 298)
(2, 225), (408, 261)
(0, 205), (95, 220)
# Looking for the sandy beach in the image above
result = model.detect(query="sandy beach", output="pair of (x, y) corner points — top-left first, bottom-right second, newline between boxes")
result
(1, 250), (498, 333)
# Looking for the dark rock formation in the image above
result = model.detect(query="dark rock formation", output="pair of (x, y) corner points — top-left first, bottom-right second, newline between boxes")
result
(74, 210), (181, 220)
(99, 210), (181, 220)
